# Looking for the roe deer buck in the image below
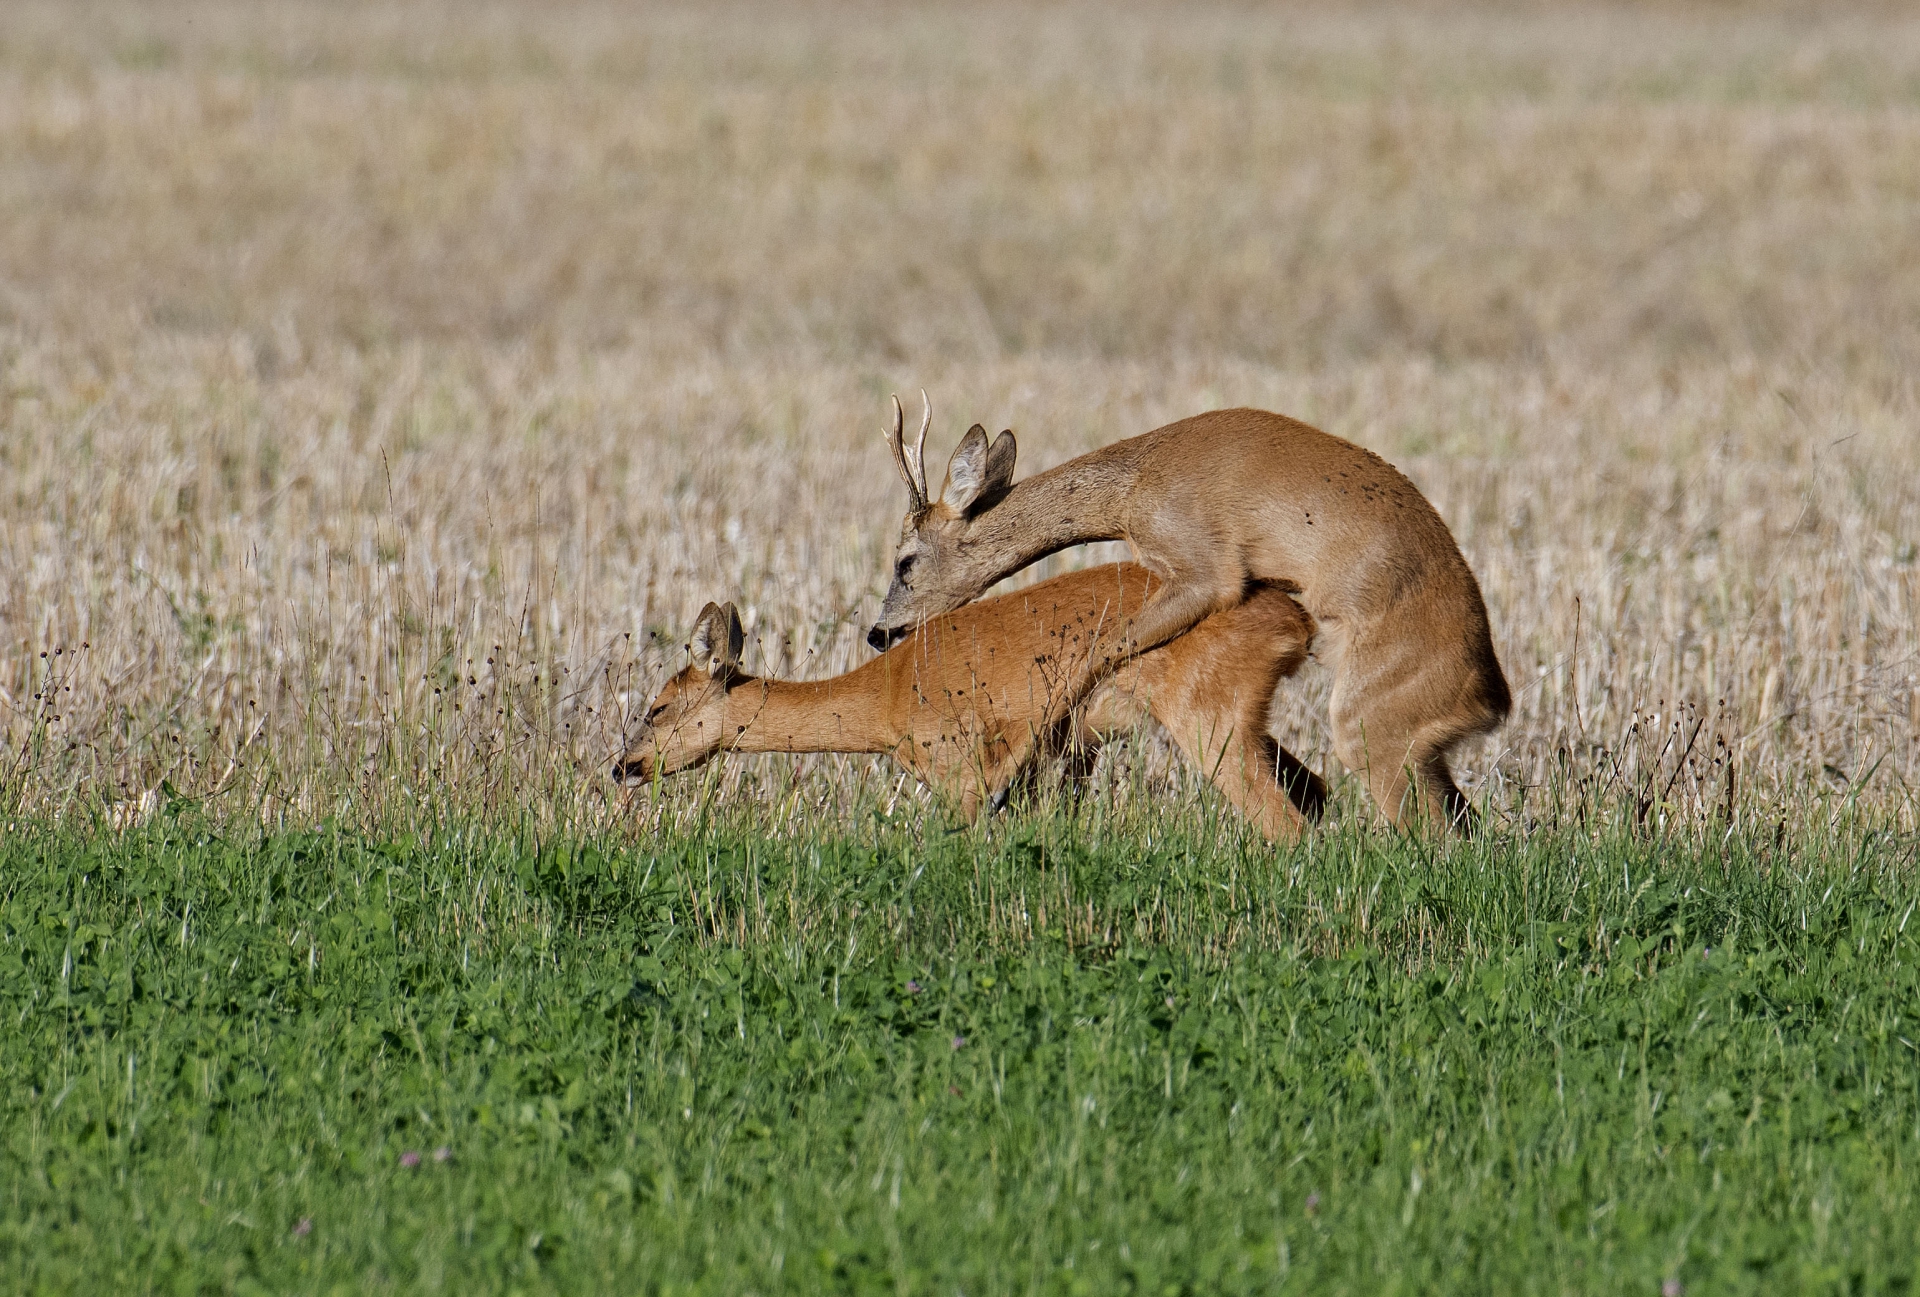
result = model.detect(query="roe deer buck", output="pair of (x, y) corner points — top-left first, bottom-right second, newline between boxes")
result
(869, 396), (1510, 830)
(615, 564), (1326, 841)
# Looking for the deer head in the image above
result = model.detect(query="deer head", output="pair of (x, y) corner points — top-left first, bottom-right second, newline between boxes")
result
(868, 392), (1017, 650)
(612, 601), (748, 783)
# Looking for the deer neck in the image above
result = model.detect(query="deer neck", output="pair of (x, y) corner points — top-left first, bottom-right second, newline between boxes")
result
(962, 445), (1140, 586)
(721, 672), (894, 754)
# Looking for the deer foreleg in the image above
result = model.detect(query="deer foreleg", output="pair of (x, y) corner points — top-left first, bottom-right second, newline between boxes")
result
(945, 722), (1048, 823)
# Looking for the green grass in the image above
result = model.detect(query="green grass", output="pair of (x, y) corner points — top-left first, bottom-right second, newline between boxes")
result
(3, 808), (1917, 1294)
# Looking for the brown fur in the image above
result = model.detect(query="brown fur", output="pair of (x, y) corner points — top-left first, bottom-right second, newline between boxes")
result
(616, 564), (1325, 841)
(870, 402), (1511, 830)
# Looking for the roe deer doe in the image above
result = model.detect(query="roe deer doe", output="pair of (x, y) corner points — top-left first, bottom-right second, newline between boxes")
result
(868, 396), (1509, 830)
(615, 564), (1325, 841)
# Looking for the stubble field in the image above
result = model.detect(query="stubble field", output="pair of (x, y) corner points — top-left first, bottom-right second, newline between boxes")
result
(2, 2), (1918, 1292)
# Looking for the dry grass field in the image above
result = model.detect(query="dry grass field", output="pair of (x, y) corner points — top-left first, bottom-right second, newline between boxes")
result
(10, 9), (1920, 1290)
(2, 0), (1917, 832)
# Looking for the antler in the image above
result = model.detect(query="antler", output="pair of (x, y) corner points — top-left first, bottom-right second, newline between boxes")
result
(884, 391), (934, 512)
(911, 389), (931, 505)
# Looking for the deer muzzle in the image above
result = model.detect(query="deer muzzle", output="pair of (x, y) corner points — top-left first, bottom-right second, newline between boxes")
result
(867, 623), (907, 652)
(611, 749), (655, 784)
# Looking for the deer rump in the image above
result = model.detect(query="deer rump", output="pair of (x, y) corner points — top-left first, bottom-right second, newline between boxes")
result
(621, 563), (1325, 842)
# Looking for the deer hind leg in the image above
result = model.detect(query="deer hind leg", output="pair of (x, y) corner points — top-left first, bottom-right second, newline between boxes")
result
(1417, 750), (1475, 831)
(1216, 730), (1316, 843)
(1245, 600), (1325, 824)
(1330, 703), (1410, 828)
(1135, 591), (1320, 844)
(1147, 695), (1313, 844)
(1273, 743), (1329, 822)
(1220, 688), (1327, 844)
(1330, 644), (1489, 834)
(1236, 589), (1324, 833)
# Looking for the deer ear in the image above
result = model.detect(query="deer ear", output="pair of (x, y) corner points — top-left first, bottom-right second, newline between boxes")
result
(689, 602), (743, 677)
(940, 424), (995, 514)
(985, 429), (1017, 497)
(718, 603), (746, 673)
(688, 602), (724, 669)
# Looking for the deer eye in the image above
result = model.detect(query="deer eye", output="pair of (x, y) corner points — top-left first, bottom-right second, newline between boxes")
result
(895, 555), (916, 583)
(644, 703), (667, 724)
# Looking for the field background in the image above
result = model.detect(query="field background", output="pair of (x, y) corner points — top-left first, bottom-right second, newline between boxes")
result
(2, 0), (1917, 830)
(4, 4), (1920, 1294)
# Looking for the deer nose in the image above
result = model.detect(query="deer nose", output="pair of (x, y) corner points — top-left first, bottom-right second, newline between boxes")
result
(612, 754), (651, 783)
(866, 624), (892, 652)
